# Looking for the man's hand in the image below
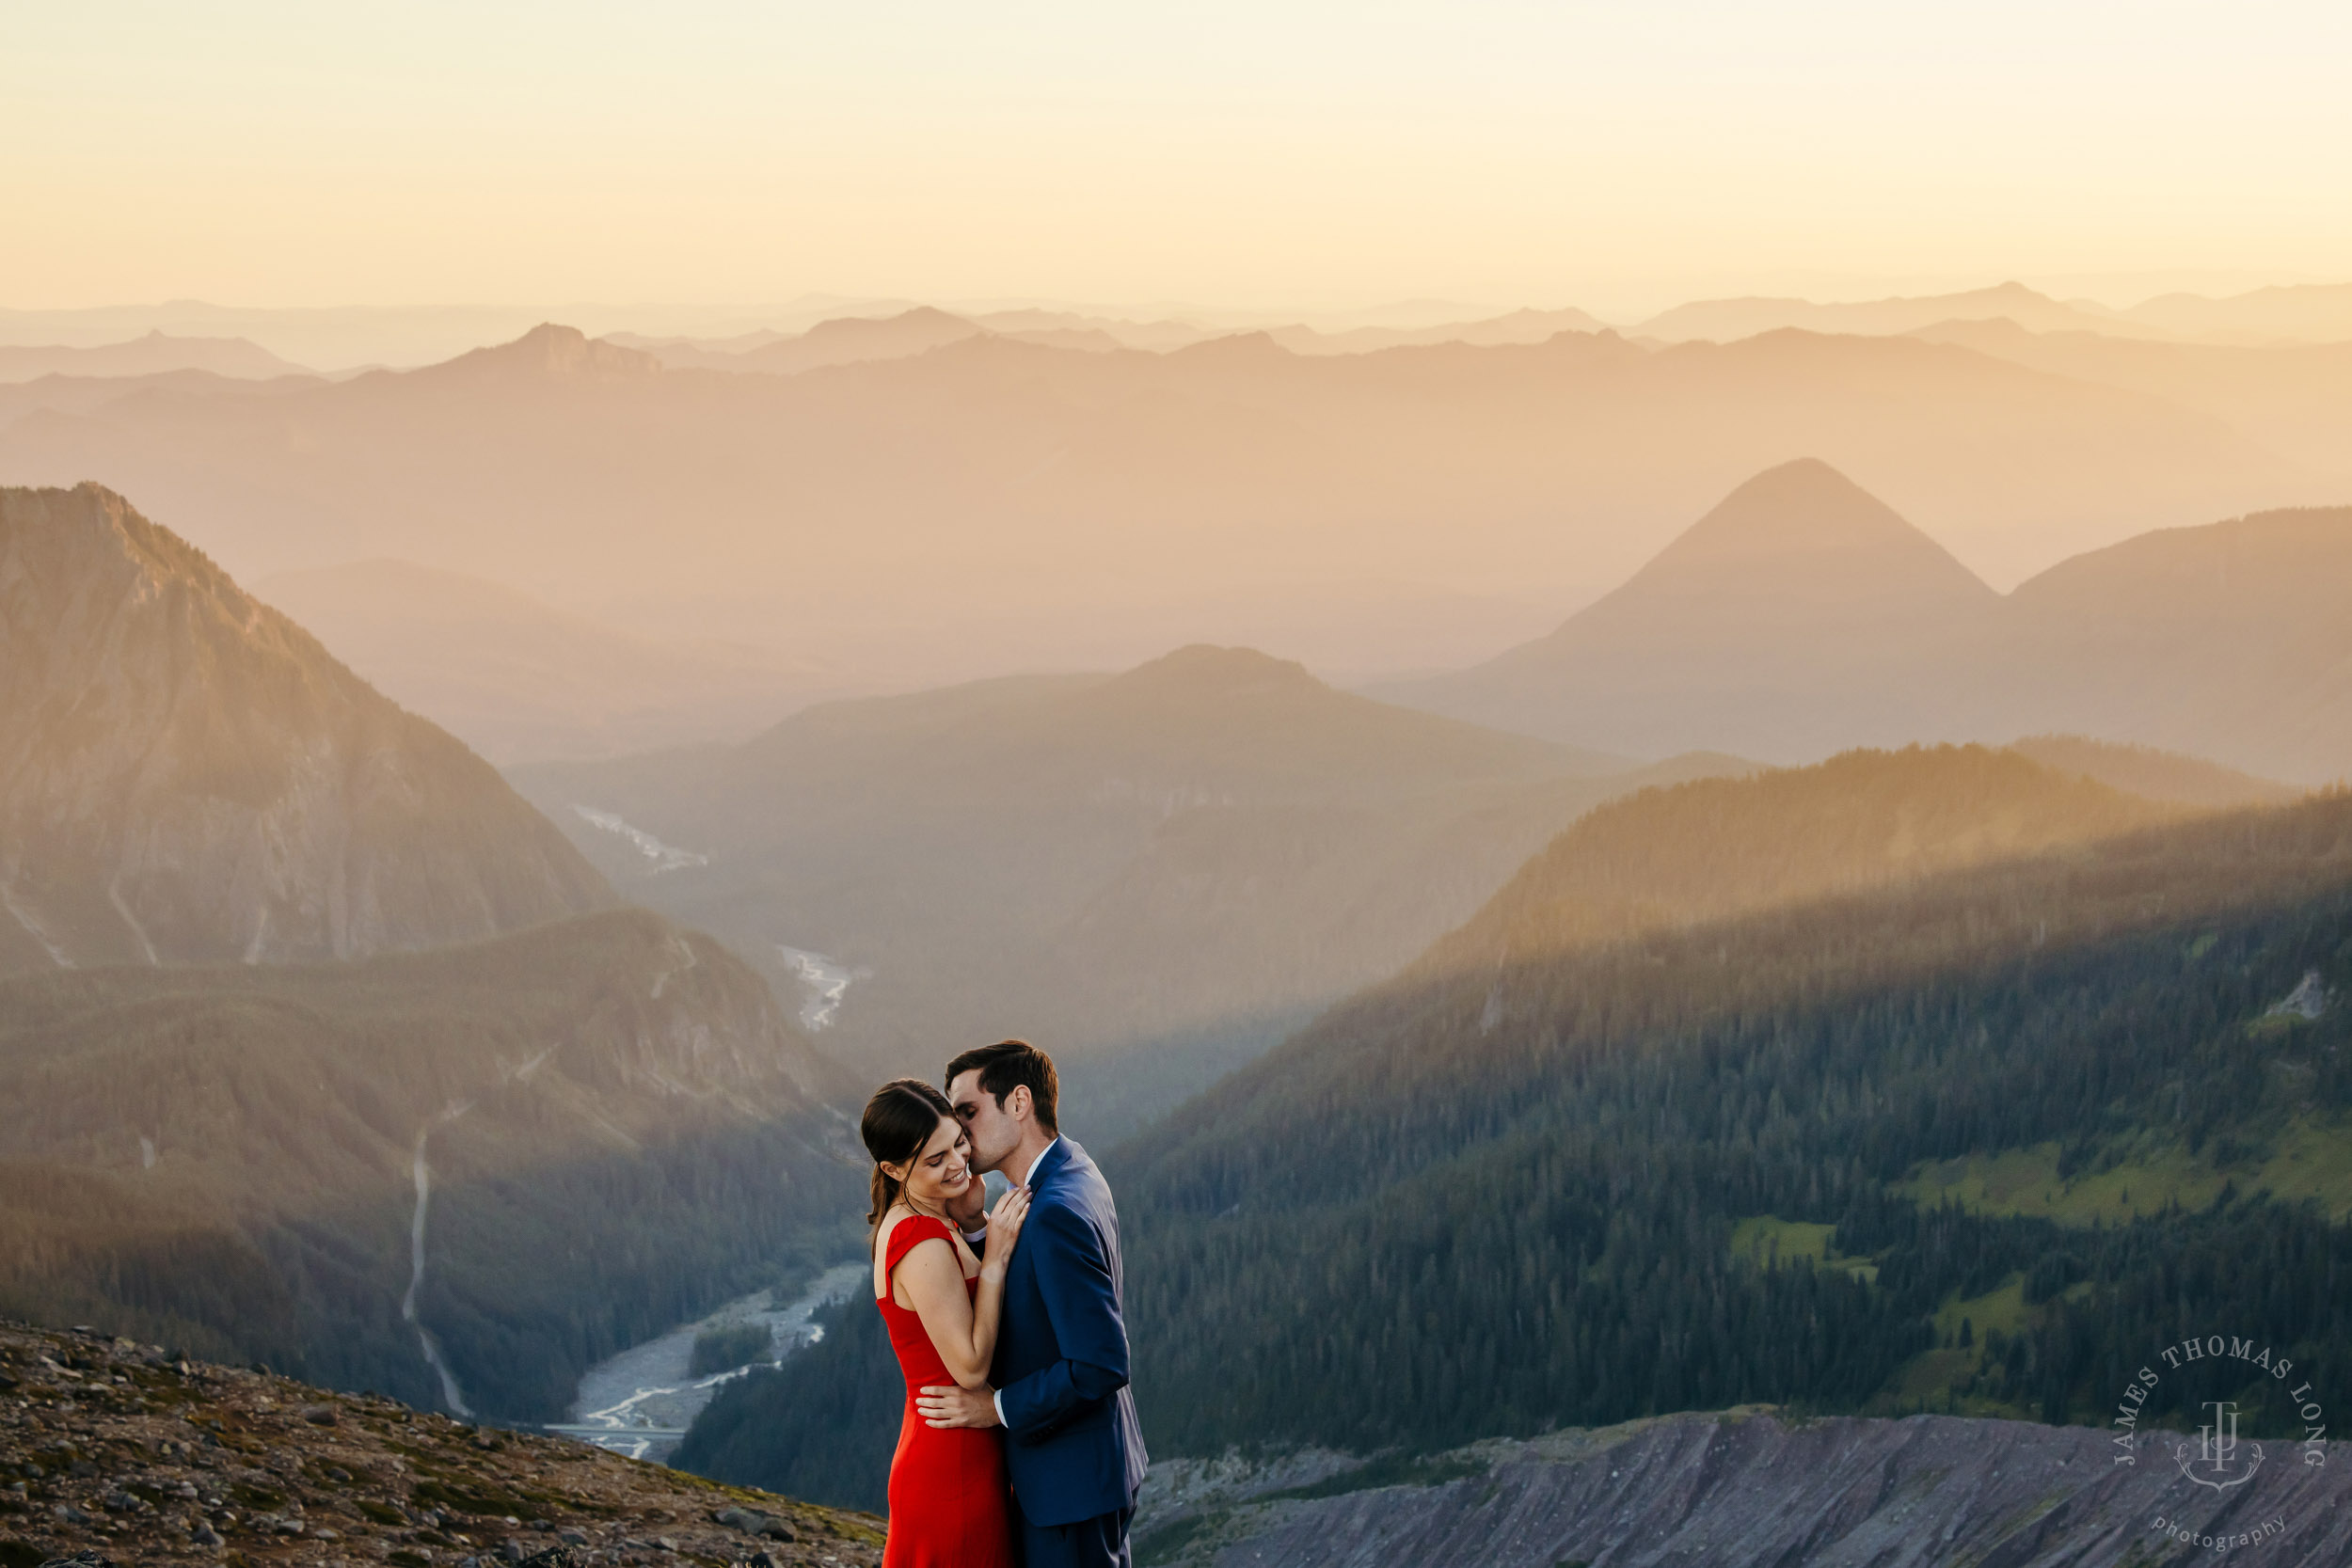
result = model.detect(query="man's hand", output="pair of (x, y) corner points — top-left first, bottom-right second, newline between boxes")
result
(916, 1383), (1000, 1430)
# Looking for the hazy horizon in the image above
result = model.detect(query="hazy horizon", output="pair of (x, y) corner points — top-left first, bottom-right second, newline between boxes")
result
(11, 3), (2352, 314)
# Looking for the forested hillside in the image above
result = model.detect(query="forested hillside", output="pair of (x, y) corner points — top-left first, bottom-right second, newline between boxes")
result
(681, 746), (2351, 1510)
(0, 909), (860, 1420)
(1124, 755), (2352, 1454)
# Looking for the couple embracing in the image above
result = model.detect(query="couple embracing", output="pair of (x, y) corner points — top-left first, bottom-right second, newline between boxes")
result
(861, 1039), (1147, 1567)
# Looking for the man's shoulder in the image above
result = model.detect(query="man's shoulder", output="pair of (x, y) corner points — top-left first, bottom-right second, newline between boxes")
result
(1033, 1156), (1117, 1235)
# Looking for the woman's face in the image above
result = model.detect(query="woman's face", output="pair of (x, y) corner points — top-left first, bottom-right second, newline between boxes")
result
(893, 1114), (975, 1209)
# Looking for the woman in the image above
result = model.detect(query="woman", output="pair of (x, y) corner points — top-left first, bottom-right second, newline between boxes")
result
(863, 1078), (1031, 1568)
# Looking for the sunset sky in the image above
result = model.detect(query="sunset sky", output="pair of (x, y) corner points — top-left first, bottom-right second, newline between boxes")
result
(8, 1), (2351, 314)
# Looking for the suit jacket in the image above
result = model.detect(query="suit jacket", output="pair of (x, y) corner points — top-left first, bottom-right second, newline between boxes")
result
(992, 1136), (1148, 1526)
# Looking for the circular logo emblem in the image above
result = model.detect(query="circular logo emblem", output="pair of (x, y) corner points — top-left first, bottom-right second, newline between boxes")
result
(2110, 1333), (2327, 1554)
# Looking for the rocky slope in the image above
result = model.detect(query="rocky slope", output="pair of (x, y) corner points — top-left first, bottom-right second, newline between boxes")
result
(0, 1317), (882, 1568)
(0, 483), (613, 974)
(1133, 1409), (2347, 1567)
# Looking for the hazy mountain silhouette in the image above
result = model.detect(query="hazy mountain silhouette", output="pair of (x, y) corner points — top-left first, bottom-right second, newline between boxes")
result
(1265, 306), (1613, 355)
(2110, 281), (2352, 344)
(1392, 462), (2352, 782)
(1997, 504), (2352, 782)
(1388, 460), (2002, 760)
(640, 307), (987, 373)
(0, 484), (613, 975)
(1906, 316), (2352, 479)
(258, 559), (836, 764)
(1632, 282), (2149, 342)
(512, 644), (1735, 1137)
(0, 367), (328, 423)
(0, 323), (2310, 692)
(0, 330), (310, 382)
(410, 322), (663, 385)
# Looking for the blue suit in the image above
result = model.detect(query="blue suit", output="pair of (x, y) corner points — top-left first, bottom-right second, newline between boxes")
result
(993, 1136), (1147, 1563)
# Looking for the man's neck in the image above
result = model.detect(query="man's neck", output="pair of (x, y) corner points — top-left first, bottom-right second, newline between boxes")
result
(1008, 1129), (1057, 1188)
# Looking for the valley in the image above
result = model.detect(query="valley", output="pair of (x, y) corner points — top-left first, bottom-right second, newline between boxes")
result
(509, 644), (1739, 1140)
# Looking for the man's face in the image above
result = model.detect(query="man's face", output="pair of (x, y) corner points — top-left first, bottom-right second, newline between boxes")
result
(947, 1069), (1023, 1175)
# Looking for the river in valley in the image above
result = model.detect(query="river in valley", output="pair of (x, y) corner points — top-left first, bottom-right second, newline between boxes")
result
(561, 1260), (866, 1463)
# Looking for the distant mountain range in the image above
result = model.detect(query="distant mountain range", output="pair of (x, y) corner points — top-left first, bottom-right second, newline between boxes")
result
(0, 484), (614, 974)
(1629, 281), (2153, 343)
(0, 330), (311, 382)
(511, 644), (1735, 1138)
(257, 559), (841, 764)
(1390, 459), (2352, 783)
(1, 320), (2322, 698)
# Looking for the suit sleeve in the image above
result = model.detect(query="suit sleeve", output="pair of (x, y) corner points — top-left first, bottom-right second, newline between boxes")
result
(995, 1199), (1130, 1444)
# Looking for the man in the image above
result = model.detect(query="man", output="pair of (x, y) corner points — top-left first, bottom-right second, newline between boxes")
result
(922, 1039), (1147, 1568)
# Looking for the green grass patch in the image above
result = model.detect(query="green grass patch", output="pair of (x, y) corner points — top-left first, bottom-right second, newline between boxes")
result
(1881, 1274), (2035, 1416)
(1727, 1215), (1878, 1283)
(1898, 1118), (2352, 1227)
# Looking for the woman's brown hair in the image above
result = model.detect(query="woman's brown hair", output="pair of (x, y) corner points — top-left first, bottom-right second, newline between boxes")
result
(861, 1077), (957, 1244)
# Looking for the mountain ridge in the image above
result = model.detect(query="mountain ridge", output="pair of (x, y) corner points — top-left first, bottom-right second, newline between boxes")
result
(1391, 463), (2352, 780)
(0, 483), (615, 973)
(0, 319), (2306, 690)
(511, 646), (1696, 1139)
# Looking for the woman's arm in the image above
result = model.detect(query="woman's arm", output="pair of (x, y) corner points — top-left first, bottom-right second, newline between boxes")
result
(897, 1189), (1030, 1388)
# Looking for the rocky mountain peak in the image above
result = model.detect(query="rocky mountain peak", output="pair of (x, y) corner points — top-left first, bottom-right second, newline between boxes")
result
(421, 324), (662, 384)
(0, 483), (613, 973)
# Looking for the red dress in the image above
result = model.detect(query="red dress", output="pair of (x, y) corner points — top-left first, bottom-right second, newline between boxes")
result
(878, 1213), (1017, 1568)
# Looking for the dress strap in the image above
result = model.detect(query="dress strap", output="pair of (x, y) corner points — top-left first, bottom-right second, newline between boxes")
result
(883, 1212), (955, 1279)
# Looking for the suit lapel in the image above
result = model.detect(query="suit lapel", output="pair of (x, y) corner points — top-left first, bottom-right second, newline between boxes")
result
(1026, 1136), (1076, 1195)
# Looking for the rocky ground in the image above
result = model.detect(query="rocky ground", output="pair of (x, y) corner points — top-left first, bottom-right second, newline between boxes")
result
(0, 1320), (882, 1568)
(1135, 1407), (2350, 1567)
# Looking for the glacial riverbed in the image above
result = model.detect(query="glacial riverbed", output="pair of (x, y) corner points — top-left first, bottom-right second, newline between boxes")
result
(563, 1261), (866, 1463)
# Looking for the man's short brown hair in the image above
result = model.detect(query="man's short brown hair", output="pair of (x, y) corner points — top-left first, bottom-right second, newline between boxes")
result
(946, 1038), (1059, 1133)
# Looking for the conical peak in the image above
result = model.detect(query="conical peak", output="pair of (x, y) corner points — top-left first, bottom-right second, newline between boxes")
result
(1107, 644), (1324, 699)
(1650, 459), (1981, 577)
